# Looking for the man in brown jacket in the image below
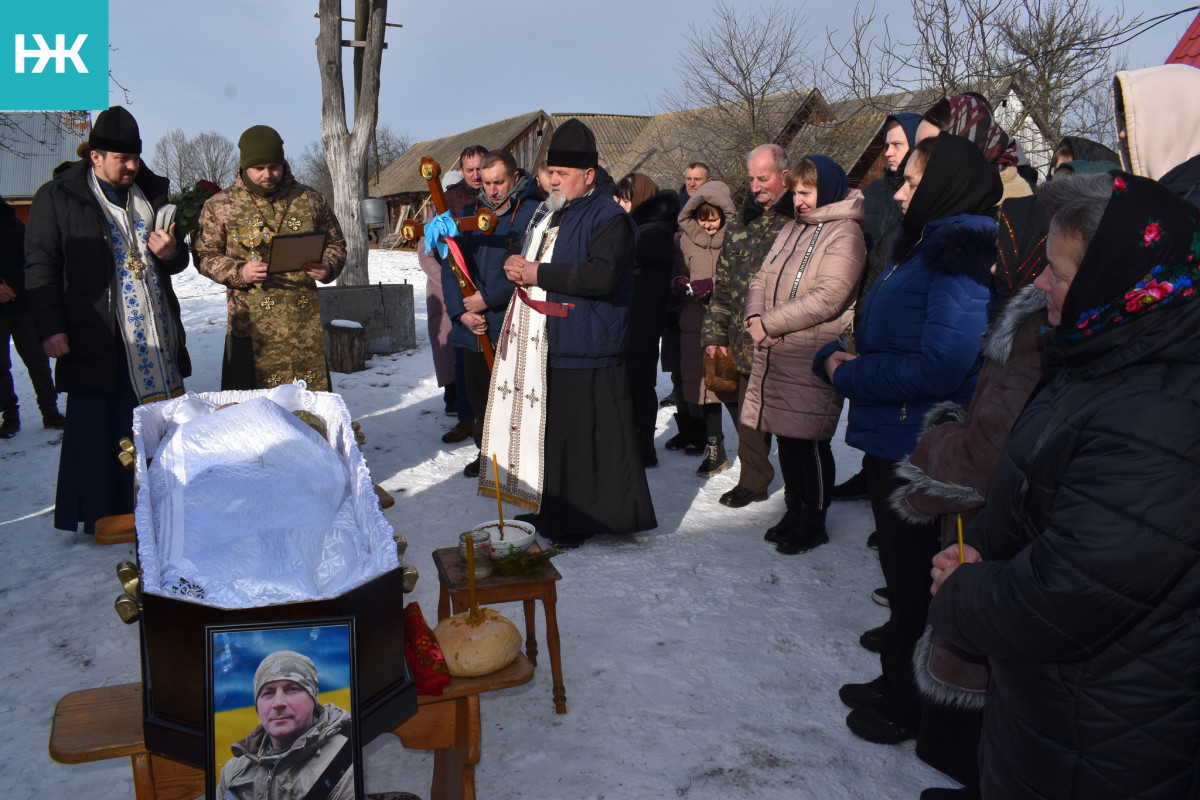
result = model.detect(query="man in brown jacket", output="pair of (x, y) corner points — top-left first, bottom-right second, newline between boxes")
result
(195, 125), (346, 391)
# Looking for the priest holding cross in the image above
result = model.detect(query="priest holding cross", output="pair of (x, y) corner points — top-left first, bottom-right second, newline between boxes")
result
(490, 119), (657, 548)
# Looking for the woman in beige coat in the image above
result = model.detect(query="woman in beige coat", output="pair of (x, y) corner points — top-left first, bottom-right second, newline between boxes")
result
(673, 180), (739, 475)
(743, 155), (865, 554)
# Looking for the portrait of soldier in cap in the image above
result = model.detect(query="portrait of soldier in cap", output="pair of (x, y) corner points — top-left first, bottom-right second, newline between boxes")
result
(215, 648), (356, 800)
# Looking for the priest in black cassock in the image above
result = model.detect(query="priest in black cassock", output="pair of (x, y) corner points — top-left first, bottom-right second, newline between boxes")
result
(498, 118), (657, 547)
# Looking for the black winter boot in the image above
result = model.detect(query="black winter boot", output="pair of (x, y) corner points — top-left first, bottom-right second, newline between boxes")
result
(683, 413), (707, 455)
(832, 468), (868, 501)
(696, 435), (730, 477)
(664, 413), (690, 451)
(0, 409), (18, 440)
(764, 492), (800, 543)
(776, 504), (829, 555)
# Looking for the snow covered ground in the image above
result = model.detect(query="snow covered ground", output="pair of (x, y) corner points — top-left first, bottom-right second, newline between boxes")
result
(0, 249), (959, 798)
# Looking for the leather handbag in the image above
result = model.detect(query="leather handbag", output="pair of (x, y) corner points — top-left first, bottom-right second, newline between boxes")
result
(703, 349), (739, 394)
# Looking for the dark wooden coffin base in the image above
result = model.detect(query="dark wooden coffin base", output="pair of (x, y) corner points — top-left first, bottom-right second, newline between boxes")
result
(138, 566), (416, 767)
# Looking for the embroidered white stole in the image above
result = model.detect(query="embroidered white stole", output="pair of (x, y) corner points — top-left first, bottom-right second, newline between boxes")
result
(477, 214), (558, 511)
(88, 171), (185, 404)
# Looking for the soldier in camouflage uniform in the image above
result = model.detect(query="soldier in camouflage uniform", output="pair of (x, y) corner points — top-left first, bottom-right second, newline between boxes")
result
(700, 143), (794, 508)
(195, 125), (346, 392)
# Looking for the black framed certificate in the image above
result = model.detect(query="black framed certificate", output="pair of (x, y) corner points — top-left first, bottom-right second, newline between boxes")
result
(268, 231), (328, 273)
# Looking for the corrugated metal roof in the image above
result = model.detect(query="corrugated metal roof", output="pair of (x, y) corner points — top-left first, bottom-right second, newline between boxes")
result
(369, 110), (550, 198)
(0, 112), (90, 199)
(1167, 11), (1200, 67)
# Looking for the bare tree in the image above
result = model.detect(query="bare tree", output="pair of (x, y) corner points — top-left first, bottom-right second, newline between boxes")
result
(657, 1), (817, 189)
(371, 122), (411, 183)
(152, 128), (193, 194)
(315, 0), (388, 286)
(294, 139), (335, 202)
(151, 129), (238, 194)
(190, 131), (238, 189)
(296, 123), (409, 204)
(822, 0), (1147, 146)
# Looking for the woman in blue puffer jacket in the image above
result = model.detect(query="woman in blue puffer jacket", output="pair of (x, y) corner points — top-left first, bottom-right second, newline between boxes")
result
(814, 132), (1001, 746)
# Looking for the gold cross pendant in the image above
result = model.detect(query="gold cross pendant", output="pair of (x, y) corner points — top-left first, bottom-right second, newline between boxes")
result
(126, 254), (146, 280)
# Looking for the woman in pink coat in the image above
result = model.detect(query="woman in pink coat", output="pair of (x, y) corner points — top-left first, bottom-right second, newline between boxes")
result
(674, 180), (739, 475)
(742, 155), (866, 554)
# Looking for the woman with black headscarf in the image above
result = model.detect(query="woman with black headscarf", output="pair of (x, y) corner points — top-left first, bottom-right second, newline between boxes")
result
(889, 193), (1051, 800)
(929, 172), (1200, 799)
(814, 132), (1001, 745)
(741, 155), (866, 555)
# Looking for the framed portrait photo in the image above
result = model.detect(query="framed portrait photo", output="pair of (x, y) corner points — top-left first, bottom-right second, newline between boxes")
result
(205, 617), (363, 799)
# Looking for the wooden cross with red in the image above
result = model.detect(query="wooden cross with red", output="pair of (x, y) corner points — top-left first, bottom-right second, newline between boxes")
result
(402, 156), (498, 370)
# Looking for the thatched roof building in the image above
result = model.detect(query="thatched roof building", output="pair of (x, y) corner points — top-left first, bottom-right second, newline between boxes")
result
(609, 88), (830, 193)
(369, 79), (1056, 240)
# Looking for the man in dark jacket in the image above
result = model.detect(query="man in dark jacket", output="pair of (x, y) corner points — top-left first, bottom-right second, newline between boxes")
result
(833, 113), (921, 510)
(438, 144), (487, 445)
(499, 118), (657, 546)
(24, 106), (191, 533)
(1, 197), (64, 438)
(442, 149), (539, 477)
(700, 143), (793, 508)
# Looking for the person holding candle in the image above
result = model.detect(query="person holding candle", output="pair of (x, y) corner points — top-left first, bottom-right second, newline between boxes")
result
(929, 172), (1200, 799)
(814, 132), (1000, 745)
(888, 193), (1051, 798)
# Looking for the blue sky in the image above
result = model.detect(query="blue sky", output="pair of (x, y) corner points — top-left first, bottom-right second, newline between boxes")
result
(104, 0), (1196, 162)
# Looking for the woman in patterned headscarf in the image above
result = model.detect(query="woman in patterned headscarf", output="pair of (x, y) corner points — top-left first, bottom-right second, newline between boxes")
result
(917, 93), (1034, 200)
(929, 171), (1200, 799)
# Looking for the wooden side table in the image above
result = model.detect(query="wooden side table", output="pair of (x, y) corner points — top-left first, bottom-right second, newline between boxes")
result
(432, 545), (566, 714)
(48, 656), (534, 800)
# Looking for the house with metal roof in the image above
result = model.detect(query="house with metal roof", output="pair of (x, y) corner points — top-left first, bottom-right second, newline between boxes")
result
(0, 112), (90, 223)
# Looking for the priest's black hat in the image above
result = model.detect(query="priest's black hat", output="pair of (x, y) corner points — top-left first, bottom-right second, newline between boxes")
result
(547, 118), (598, 169)
(89, 106), (141, 154)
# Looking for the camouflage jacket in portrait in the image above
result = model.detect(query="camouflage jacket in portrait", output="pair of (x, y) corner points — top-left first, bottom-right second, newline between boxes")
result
(194, 172), (347, 336)
(700, 193), (794, 375)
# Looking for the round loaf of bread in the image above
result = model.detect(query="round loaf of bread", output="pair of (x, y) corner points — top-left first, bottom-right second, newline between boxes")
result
(433, 608), (522, 677)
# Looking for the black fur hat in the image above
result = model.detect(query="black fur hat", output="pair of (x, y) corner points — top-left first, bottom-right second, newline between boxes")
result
(89, 106), (141, 154)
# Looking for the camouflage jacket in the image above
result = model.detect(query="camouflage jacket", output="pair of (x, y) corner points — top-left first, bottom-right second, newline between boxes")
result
(194, 172), (346, 336)
(700, 193), (794, 374)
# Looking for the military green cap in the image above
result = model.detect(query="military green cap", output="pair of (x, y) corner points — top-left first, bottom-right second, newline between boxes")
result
(239, 125), (285, 170)
(253, 650), (319, 705)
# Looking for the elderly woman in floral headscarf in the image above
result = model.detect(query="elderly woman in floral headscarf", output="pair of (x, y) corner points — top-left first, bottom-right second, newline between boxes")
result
(929, 172), (1200, 799)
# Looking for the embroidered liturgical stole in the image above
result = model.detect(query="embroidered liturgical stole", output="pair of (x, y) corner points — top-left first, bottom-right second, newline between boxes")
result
(233, 190), (330, 391)
(477, 212), (555, 511)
